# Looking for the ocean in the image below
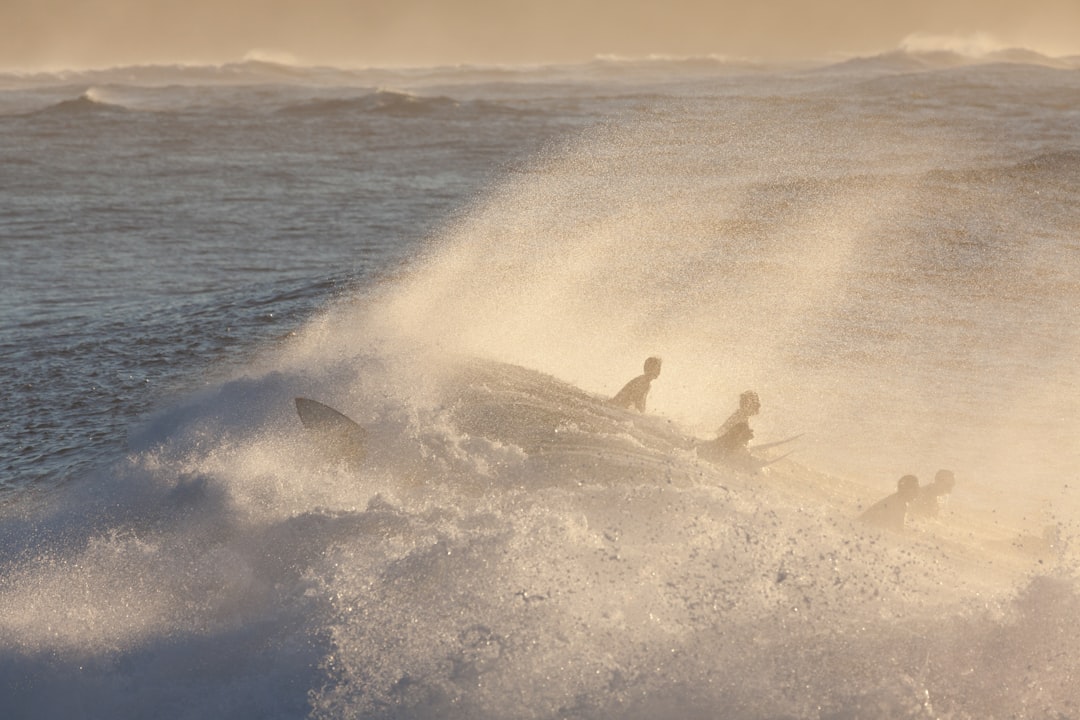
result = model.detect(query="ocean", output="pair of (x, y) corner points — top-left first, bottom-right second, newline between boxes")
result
(1, 50), (1079, 718)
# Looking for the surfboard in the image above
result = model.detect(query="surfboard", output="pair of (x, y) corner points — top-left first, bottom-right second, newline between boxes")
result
(758, 449), (795, 467)
(749, 433), (804, 453)
(695, 435), (799, 474)
(294, 397), (367, 467)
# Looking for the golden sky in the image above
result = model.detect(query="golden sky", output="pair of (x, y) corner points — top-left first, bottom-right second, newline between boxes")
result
(4, 0), (1080, 70)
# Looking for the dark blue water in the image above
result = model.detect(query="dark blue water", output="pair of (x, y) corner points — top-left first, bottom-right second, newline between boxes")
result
(0, 79), (593, 499)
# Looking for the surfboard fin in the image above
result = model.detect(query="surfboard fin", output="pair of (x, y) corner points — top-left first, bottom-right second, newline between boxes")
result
(295, 397), (367, 467)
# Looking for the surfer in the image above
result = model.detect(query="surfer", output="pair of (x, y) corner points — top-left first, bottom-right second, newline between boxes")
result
(909, 469), (955, 518)
(694, 391), (764, 470)
(715, 390), (761, 446)
(610, 356), (662, 412)
(858, 474), (920, 531)
(695, 420), (759, 470)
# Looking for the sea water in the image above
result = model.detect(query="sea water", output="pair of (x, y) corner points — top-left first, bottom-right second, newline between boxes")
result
(1, 51), (1079, 718)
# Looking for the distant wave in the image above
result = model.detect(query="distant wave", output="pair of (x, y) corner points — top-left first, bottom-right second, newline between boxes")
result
(822, 35), (1080, 75)
(0, 60), (375, 91)
(897, 31), (1077, 63)
(3, 45), (1077, 94)
(29, 89), (130, 116)
(279, 89), (524, 118)
(0, 54), (781, 93)
(590, 53), (779, 73)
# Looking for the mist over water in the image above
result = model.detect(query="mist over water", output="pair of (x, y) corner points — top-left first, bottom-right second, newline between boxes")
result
(2, 50), (1079, 718)
(363, 97), (1080, 522)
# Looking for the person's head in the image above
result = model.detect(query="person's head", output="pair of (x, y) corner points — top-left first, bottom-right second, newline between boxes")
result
(933, 469), (956, 492)
(897, 474), (920, 500)
(739, 390), (760, 414)
(643, 356), (662, 378)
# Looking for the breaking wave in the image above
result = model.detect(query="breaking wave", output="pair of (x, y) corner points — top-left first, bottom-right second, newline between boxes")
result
(2, 338), (1076, 718)
(30, 88), (131, 116)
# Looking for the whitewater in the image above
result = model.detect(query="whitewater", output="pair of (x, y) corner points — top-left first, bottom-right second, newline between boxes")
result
(1, 48), (1079, 718)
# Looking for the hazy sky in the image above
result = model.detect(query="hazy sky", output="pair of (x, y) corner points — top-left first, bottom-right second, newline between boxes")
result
(3, 0), (1080, 70)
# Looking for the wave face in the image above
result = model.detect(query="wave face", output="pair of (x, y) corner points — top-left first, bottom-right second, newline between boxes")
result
(2, 54), (1080, 718)
(3, 353), (1077, 720)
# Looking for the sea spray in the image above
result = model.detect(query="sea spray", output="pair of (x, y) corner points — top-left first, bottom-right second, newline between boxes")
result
(3, 51), (1080, 719)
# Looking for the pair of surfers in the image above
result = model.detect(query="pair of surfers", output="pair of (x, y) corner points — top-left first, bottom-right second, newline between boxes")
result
(856, 470), (956, 532)
(609, 356), (766, 471)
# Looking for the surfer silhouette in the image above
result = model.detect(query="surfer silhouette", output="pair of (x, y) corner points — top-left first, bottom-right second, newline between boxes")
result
(858, 474), (920, 531)
(716, 390), (761, 446)
(610, 356), (662, 412)
(694, 391), (763, 470)
(695, 420), (758, 469)
(909, 469), (955, 518)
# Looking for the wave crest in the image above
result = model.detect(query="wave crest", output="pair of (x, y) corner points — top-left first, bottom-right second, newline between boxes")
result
(31, 89), (130, 116)
(896, 32), (1079, 69)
